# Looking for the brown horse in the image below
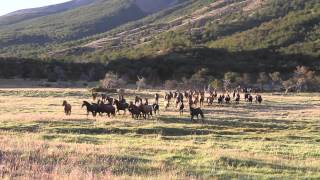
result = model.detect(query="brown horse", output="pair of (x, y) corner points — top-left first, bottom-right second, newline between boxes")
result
(113, 99), (129, 115)
(139, 104), (153, 119)
(255, 95), (263, 104)
(190, 107), (204, 123)
(128, 102), (141, 119)
(200, 92), (205, 107)
(62, 100), (72, 116)
(98, 101), (115, 117)
(179, 102), (184, 115)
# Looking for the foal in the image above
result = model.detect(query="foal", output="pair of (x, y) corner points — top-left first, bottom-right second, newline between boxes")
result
(62, 100), (72, 116)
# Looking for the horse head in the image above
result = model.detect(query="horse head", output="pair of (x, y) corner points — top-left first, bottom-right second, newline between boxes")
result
(82, 101), (89, 108)
(62, 100), (67, 106)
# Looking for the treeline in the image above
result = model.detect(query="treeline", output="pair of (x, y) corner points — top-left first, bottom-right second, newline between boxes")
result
(106, 48), (319, 84)
(0, 57), (107, 82)
(0, 47), (319, 90)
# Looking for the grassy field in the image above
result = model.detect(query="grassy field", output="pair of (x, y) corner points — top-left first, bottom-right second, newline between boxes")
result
(0, 88), (319, 179)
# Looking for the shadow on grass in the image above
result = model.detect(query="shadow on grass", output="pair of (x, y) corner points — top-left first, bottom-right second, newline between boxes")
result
(215, 156), (320, 173)
(0, 124), (40, 133)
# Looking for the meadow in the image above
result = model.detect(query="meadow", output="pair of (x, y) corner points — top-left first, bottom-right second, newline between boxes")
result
(0, 88), (319, 179)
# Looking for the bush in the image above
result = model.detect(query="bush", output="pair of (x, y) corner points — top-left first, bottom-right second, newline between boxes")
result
(164, 80), (178, 90)
(100, 72), (127, 89)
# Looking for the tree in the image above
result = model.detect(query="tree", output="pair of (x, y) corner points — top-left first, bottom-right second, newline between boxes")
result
(293, 66), (315, 92)
(164, 80), (178, 90)
(282, 78), (296, 94)
(257, 72), (269, 91)
(223, 72), (241, 91)
(241, 73), (252, 86)
(136, 76), (147, 91)
(210, 79), (223, 90)
(100, 72), (126, 89)
(269, 72), (281, 91)
(189, 68), (209, 89)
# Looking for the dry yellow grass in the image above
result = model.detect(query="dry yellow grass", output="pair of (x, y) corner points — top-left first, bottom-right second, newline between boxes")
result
(0, 88), (319, 179)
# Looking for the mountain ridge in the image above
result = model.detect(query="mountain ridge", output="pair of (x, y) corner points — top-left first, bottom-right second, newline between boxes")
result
(0, 0), (96, 26)
(0, 0), (318, 61)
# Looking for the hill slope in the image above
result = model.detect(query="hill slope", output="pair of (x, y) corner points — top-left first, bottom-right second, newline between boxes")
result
(0, 0), (180, 49)
(0, 0), (318, 61)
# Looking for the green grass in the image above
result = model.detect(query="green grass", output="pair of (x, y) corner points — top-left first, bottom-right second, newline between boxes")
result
(0, 88), (319, 179)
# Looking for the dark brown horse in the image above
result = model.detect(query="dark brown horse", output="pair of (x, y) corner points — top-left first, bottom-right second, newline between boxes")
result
(154, 93), (160, 105)
(218, 95), (223, 104)
(179, 102), (184, 115)
(129, 102), (141, 119)
(62, 100), (72, 116)
(225, 94), (231, 104)
(82, 101), (98, 117)
(256, 95), (263, 104)
(190, 107), (204, 123)
(139, 104), (153, 119)
(235, 94), (240, 104)
(135, 96), (142, 105)
(153, 103), (160, 115)
(200, 92), (205, 107)
(248, 95), (253, 103)
(98, 101), (115, 117)
(92, 92), (98, 101)
(113, 99), (129, 115)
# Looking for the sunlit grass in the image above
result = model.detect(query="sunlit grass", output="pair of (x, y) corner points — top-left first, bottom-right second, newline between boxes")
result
(0, 88), (319, 179)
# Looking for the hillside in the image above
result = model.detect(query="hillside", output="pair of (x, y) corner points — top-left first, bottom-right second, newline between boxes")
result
(0, 0), (180, 52)
(64, 0), (318, 61)
(0, 0), (318, 64)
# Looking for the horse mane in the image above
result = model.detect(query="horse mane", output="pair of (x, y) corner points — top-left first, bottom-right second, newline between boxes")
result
(83, 101), (91, 105)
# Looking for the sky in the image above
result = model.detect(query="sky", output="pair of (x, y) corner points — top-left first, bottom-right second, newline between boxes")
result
(0, 0), (70, 16)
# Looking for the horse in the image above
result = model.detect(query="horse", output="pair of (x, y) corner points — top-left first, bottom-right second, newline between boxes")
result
(233, 90), (236, 99)
(256, 95), (263, 104)
(128, 102), (141, 119)
(179, 102), (184, 115)
(98, 101), (115, 117)
(193, 95), (199, 107)
(184, 91), (189, 99)
(200, 92), (205, 107)
(218, 95), (223, 104)
(139, 104), (153, 119)
(188, 95), (193, 107)
(154, 93), (160, 105)
(207, 96), (214, 105)
(164, 99), (170, 111)
(190, 107), (204, 123)
(82, 101), (98, 117)
(175, 93), (183, 108)
(101, 94), (107, 102)
(225, 95), (231, 104)
(106, 96), (114, 105)
(153, 103), (160, 115)
(144, 98), (149, 105)
(92, 92), (98, 101)
(62, 100), (72, 116)
(135, 96), (142, 105)
(113, 99), (129, 115)
(244, 93), (250, 102)
(248, 95), (253, 103)
(235, 94), (240, 104)
(165, 92), (173, 105)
